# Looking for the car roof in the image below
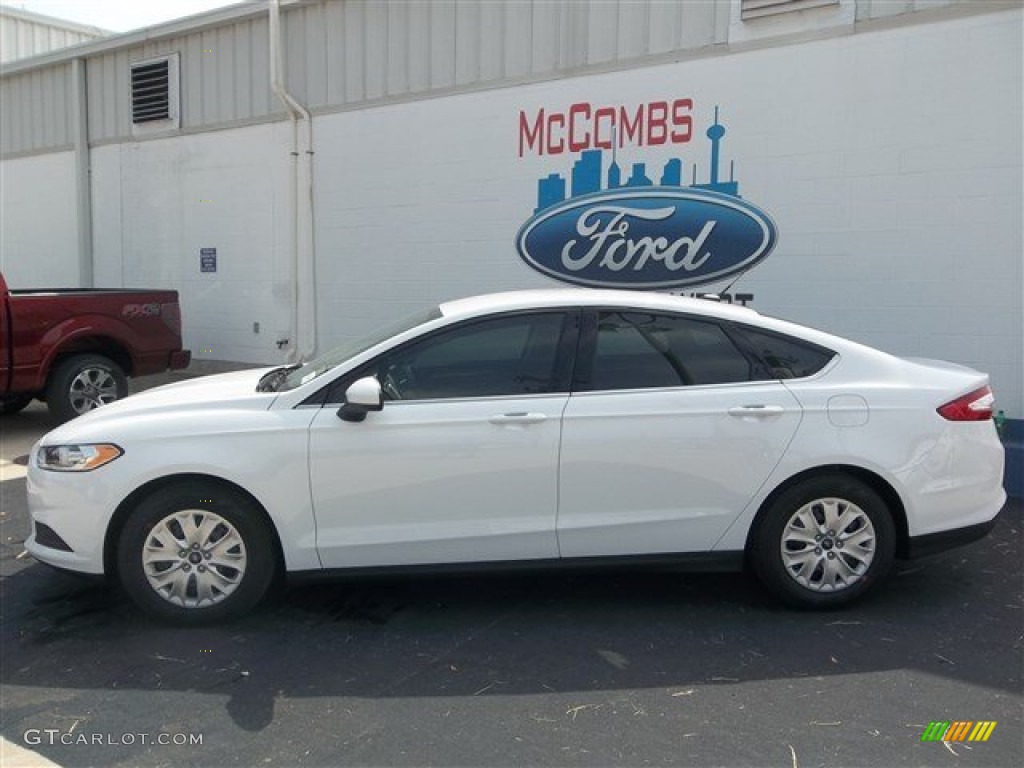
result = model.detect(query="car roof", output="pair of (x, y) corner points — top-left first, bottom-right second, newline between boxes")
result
(439, 289), (762, 322)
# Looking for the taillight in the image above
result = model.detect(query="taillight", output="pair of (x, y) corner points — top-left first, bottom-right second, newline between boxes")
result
(160, 302), (181, 335)
(937, 385), (994, 421)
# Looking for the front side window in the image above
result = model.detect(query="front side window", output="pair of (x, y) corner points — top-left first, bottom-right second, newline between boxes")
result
(280, 306), (443, 393)
(580, 311), (754, 391)
(363, 312), (571, 401)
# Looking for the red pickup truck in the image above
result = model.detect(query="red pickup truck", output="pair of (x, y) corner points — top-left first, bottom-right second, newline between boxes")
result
(0, 272), (190, 422)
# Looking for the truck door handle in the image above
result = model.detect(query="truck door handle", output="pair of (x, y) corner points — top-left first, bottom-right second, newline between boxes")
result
(728, 405), (785, 420)
(489, 412), (547, 426)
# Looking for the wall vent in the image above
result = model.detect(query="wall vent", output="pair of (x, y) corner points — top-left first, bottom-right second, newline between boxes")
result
(741, 0), (840, 20)
(130, 53), (179, 132)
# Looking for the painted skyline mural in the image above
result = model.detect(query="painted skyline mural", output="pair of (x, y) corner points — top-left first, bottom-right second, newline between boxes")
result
(535, 107), (740, 213)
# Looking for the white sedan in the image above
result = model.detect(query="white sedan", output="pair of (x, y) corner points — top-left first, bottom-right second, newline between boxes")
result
(26, 290), (1006, 622)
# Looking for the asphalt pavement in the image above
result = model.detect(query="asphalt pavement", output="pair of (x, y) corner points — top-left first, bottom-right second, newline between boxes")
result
(1, 390), (1022, 768)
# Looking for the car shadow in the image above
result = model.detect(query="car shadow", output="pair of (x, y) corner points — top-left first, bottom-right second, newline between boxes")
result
(1, 500), (1020, 736)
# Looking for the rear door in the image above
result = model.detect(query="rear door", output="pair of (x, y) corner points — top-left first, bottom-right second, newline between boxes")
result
(557, 308), (803, 558)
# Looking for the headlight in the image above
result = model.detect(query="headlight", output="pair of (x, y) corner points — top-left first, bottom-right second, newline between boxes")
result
(37, 444), (123, 472)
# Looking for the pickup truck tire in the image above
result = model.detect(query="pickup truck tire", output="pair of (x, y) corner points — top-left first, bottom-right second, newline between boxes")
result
(0, 394), (33, 414)
(117, 482), (277, 624)
(46, 353), (128, 423)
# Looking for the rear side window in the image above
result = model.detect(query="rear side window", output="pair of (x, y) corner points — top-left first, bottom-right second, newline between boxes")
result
(737, 326), (835, 379)
(580, 311), (754, 391)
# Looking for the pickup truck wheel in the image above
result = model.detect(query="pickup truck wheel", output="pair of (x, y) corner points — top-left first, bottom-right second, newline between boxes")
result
(117, 482), (276, 624)
(46, 354), (128, 422)
(0, 395), (33, 415)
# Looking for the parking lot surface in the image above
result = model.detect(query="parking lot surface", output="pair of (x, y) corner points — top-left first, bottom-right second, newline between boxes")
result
(2, 396), (1022, 768)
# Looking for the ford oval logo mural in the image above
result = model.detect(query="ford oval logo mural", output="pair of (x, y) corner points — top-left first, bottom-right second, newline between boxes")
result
(516, 188), (776, 290)
(515, 104), (778, 290)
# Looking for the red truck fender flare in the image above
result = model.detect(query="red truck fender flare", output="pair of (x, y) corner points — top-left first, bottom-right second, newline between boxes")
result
(33, 316), (139, 391)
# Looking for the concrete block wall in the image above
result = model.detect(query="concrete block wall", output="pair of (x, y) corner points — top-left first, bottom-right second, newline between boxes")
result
(0, 151), (79, 287)
(89, 122), (295, 365)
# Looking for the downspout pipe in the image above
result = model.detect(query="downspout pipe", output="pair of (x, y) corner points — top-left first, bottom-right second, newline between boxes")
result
(300, 109), (317, 362)
(269, 0), (313, 363)
(71, 57), (93, 288)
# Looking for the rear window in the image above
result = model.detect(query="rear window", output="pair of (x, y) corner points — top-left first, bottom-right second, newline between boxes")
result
(736, 325), (835, 379)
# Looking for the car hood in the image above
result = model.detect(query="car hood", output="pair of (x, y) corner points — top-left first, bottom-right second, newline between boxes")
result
(41, 368), (279, 443)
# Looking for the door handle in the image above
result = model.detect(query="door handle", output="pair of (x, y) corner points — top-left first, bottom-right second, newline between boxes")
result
(489, 412), (548, 426)
(728, 405), (785, 420)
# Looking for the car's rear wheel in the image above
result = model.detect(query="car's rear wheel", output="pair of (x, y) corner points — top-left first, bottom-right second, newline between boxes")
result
(117, 482), (276, 623)
(46, 353), (128, 423)
(750, 474), (895, 608)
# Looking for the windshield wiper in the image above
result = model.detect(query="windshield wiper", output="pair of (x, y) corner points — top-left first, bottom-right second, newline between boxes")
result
(256, 363), (302, 392)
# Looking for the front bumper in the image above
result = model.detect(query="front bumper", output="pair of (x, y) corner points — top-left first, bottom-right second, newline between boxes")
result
(25, 532), (104, 574)
(26, 453), (117, 575)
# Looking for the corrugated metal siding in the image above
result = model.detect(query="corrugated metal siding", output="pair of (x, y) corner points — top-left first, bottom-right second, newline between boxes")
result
(84, 15), (277, 143)
(0, 63), (72, 154)
(0, 0), (1001, 155)
(0, 14), (104, 63)
(312, 0), (723, 109)
(855, 0), (958, 21)
(91, 49), (166, 142)
(233, 0), (720, 112)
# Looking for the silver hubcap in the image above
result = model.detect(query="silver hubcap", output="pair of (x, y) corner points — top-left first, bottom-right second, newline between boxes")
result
(142, 510), (247, 608)
(69, 367), (118, 413)
(780, 497), (876, 592)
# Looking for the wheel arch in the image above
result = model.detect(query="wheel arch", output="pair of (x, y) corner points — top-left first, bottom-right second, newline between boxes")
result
(745, 464), (910, 561)
(46, 335), (135, 383)
(103, 473), (287, 579)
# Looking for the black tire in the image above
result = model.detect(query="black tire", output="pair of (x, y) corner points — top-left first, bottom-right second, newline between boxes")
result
(0, 394), (33, 415)
(117, 482), (277, 624)
(46, 353), (128, 423)
(750, 474), (896, 609)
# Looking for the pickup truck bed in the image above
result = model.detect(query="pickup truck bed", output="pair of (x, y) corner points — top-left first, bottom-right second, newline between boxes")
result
(1, 272), (191, 422)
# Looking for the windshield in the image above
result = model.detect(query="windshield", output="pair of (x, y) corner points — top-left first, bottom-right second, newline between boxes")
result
(276, 305), (443, 392)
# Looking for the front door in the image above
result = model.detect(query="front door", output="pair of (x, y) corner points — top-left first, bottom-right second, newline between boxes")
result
(309, 310), (577, 568)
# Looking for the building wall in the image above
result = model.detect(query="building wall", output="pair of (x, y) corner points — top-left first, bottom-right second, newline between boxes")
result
(309, 7), (1023, 416)
(0, 9), (106, 64)
(90, 122), (295, 364)
(85, 14), (276, 144)
(5, 1), (991, 154)
(0, 151), (79, 286)
(0, 63), (73, 156)
(856, 0), (958, 21)
(0, 1), (1020, 417)
(76, 0), (728, 146)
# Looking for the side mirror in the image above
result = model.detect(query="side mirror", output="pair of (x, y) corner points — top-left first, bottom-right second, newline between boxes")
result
(337, 376), (384, 422)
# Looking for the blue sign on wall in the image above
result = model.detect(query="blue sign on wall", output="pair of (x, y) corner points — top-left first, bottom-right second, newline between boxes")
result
(515, 107), (778, 290)
(200, 247), (217, 273)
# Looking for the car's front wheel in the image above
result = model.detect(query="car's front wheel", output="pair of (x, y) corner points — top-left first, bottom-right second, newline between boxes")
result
(117, 482), (277, 623)
(750, 474), (896, 608)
